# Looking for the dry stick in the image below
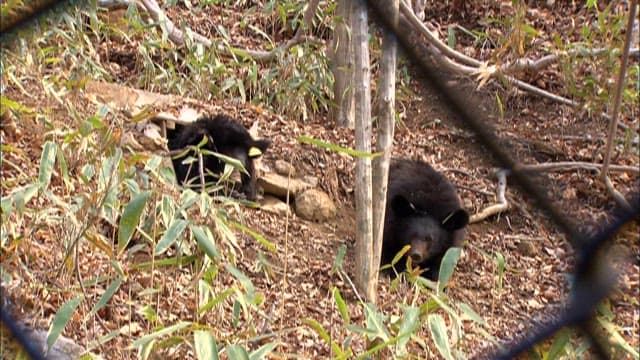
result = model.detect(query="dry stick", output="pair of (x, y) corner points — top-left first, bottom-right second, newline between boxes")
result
(600, 0), (637, 210)
(400, 1), (638, 132)
(197, 152), (205, 194)
(470, 169), (509, 224)
(279, 158), (293, 347)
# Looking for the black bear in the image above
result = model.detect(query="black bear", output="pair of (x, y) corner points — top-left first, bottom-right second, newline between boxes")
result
(381, 159), (469, 280)
(166, 114), (271, 201)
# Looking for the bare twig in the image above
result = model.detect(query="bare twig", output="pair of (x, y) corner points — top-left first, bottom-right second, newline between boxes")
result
(600, 0), (637, 210)
(470, 169), (509, 223)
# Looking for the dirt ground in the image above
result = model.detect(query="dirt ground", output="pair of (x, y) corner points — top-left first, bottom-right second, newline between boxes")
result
(1, 1), (638, 359)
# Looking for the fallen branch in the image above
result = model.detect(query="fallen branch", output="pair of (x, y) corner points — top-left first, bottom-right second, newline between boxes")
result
(400, 0), (638, 132)
(98, 0), (323, 62)
(470, 169), (509, 223)
(515, 161), (639, 174)
(603, 175), (632, 210)
(504, 47), (640, 75)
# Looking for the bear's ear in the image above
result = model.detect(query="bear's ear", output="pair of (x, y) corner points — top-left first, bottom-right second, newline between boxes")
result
(391, 195), (417, 217)
(442, 209), (469, 231)
(249, 139), (271, 158)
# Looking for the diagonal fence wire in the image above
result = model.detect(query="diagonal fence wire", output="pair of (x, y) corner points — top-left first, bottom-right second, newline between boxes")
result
(365, 0), (639, 358)
(0, 303), (47, 360)
(0, 0), (638, 359)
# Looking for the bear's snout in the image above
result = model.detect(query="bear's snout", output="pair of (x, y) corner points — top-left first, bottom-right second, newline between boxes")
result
(409, 239), (429, 264)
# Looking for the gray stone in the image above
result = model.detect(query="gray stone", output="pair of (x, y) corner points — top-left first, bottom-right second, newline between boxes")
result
(260, 195), (292, 216)
(274, 160), (296, 177)
(258, 172), (315, 198)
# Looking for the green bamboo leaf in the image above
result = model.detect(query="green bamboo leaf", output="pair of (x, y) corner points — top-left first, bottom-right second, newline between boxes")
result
(397, 306), (420, 353)
(155, 219), (188, 255)
(38, 141), (57, 191)
(232, 222), (276, 253)
(597, 316), (639, 358)
(298, 136), (380, 158)
(227, 345), (250, 360)
(88, 276), (122, 318)
(438, 247), (461, 294)
(364, 302), (390, 342)
(547, 328), (571, 359)
(194, 330), (219, 360)
(332, 244), (347, 273)
(303, 318), (346, 357)
(249, 343), (277, 360)
(447, 26), (456, 48)
(13, 184), (39, 213)
(197, 288), (234, 315)
(457, 303), (486, 325)
(191, 224), (220, 260)
(118, 191), (150, 253)
(0, 96), (34, 112)
(391, 245), (410, 266)
(304, 318), (330, 342)
(131, 321), (191, 348)
(47, 296), (83, 349)
(332, 287), (350, 324)
(428, 314), (453, 360)
(224, 264), (255, 298)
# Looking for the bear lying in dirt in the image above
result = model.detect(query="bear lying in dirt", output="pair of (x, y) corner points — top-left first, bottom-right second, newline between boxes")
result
(166, 114), (271, 201)
(381, 159), (469, 280)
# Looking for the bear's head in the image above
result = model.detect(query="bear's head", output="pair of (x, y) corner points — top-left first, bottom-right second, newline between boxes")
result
(391, 194), (468, 265)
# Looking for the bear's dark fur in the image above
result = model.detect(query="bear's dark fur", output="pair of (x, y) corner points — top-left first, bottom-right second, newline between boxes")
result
(381, 159), (469, 280)
(166, 114), (271, 201)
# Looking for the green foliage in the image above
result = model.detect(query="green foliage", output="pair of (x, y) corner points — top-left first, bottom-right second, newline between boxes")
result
(298, 135), (381, 158)
(47, 295), (84, 349)
(307, 247), (495, 358)
(0, 93), (278, 356)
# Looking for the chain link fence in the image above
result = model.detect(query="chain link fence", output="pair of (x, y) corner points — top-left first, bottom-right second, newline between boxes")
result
(366, 1), (639, 359)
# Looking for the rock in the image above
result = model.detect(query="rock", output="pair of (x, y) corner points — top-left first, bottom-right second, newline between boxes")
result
(260, 195), (292, 216)
(274, 160), (296, 177)
(258, 172), (315, 198)
(517, 240), (537, 257)
(29, 330), (85, 360)
(302, 175), (318, 188)
(295, 189), (336, 222)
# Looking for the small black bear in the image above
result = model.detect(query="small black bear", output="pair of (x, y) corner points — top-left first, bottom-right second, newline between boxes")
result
(381, 158), (469, 280)
(166, 114), (271, 201)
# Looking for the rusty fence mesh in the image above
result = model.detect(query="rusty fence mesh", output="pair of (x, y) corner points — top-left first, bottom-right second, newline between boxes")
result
(1, 1), (639, 359)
